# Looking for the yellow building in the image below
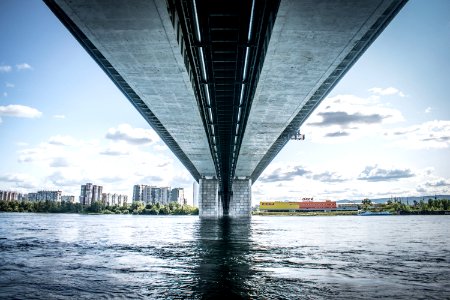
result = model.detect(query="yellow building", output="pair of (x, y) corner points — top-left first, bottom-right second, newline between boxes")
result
(260, 201), (300, 211)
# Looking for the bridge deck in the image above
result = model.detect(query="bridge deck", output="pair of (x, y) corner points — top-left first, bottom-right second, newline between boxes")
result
(45, 0), (407, 197)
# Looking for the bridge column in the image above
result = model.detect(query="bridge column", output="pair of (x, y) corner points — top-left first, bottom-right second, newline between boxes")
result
(198, 179), (223, 218)
(229, 179), (252, 217)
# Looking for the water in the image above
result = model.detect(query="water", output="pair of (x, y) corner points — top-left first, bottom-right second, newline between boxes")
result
(0, 213), (449, 299)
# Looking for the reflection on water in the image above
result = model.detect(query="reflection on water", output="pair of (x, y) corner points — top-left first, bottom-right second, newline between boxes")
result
(195, 217), (255, 298)
(0, 213), (449, 299)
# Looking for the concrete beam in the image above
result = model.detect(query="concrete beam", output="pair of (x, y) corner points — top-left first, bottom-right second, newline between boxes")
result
(236, 0), (406, 180)
(48, 0), (216, 179)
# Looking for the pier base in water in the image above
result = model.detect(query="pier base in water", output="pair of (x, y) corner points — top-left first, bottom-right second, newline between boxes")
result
(198, 179), (251, 218)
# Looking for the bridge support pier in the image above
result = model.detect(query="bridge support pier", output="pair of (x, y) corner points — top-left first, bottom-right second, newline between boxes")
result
(198, 179), (222, 218)
(229, 179), (252, 218)
(198, 178), (252, 218)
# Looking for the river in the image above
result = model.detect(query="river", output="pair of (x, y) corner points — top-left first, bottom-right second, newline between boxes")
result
(0, 213), (449, 299)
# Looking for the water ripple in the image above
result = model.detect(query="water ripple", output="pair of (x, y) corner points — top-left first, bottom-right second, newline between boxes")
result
(0, 213), (449, 299)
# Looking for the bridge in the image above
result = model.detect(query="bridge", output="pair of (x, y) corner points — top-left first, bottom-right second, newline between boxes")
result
(44, 0), (407, 217)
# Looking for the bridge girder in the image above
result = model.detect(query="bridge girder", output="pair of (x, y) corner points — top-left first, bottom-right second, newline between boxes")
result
(44, 0), (407, 212)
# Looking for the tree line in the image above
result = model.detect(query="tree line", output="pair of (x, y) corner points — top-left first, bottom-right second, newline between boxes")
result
(0, 200), (199, 215)
(361, 198), (450, 213)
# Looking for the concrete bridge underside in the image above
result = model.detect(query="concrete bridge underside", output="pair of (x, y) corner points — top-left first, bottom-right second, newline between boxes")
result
(45, 0), (406, 217)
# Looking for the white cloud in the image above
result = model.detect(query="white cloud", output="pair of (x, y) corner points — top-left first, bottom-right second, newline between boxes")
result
(304, 94), (404, 143)
(99, 175), (126, 183)
(425, 107), (432, 113)
(49, 157), (70, 168)
(369, 87), (405, 97)
(46, 171), (83, 188)
(106, 123), (159, 145)
(259, 164), (311, 183)
(0, 104), (42, 118)
(12, 131), (192, 198)
(99, 146), (130, 156)
(16, 63), (33, 71)
(153, 143), (169, 152)
(385, 120), (450, 149)
(416, 177), (450, 195)
(0, 65), (12, 73)
(253, 157), (445, 203)
(18, 147), (43, 163)
(357, 165), (415, 182)
(53, 114), (66, 119)
(0, 173), (30, 183)
(425, 179), (450, 187)
(48, 135), (76, 146)
(3, 92), (6, 97)
(5, 82), (14, 88)
(0, 173), (37, 190)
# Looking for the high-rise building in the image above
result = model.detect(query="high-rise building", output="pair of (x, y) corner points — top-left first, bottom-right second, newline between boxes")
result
(132, 184), (186, 205)
(0, 190), (23, 201)
(171, 188), (185, 204)
(80, 183), (103, 206)
(102, 193), (128, 206)
(151, 187), (161, 204)
(133, 185), (163, 204)
(142, 185), (154, 204)
(133, 184), (145, 202)
(118, 194), (128, 206)
(160, 187), (170, 205)
(61, 195), (75, 203)
(102, 193), (111, 205)
(92, 185), (102, 202)
(27, 190), (62, 202)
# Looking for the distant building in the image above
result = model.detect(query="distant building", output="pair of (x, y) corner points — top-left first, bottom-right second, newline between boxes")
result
(132, 184), (185, 205)
(151, 187), (161, 204)
(160, 187), (170, 205)
(79, 183), (103, 206)
(142, 185), (155, 204)
(260, 200), (337, 212)
(102, 193), (128, 206)
(171, 188), (185, 204)
(102, 193), (112, 205)
(120, 194), (128, 206)
(61, 195), (76, 203)
(27, 193), (37, 201)
(0, 190), (23, 201)
(132, 184), (145, 202)
(133, 185), (160, 204)
(28, 190), (62, 202)
(336, 203), (359, 211)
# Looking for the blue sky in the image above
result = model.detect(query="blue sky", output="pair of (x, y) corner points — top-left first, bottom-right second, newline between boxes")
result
(1, 1), (449, 204)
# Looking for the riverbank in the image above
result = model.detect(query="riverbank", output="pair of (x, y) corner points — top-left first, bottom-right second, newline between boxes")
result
(253, 211), (358, 216)
(0, 200), (198, 215)
(253, 210), (450, 216)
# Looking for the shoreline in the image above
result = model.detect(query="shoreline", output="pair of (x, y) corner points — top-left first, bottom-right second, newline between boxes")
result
(253, 211), (358, 216)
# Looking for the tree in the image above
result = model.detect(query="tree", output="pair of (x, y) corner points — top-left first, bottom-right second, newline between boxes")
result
(88, 201), (104, 213)
(362, 198), (372, 210)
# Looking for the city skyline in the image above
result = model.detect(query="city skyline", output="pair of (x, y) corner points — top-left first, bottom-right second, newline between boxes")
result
(0, 182), (186, 205)
(1, 1), (449, 204)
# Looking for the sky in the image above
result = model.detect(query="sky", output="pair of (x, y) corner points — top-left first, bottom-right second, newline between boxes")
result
(1, 1), (449, 205)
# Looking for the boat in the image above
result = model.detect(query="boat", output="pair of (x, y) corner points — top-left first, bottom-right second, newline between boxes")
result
(357, 211), (392, 216)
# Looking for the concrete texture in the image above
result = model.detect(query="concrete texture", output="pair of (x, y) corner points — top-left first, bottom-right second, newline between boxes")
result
(198, 179), (222, 218)
(236, 0), (401, 177)
(53, 0), (216, 177)
(47, 0), (405, 204)
(229, 179), (252, 218)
